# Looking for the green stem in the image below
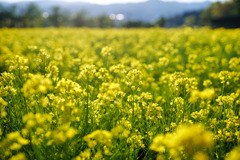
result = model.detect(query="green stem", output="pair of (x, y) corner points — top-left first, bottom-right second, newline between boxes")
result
(222, 83), (225, 96)
(85, 80), (89, 130)
(132, 91), (135, 129)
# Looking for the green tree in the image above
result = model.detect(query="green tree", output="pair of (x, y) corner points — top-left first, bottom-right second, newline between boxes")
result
(0, 5), (17, 28)
(95, 14), (113, 28)
(184, 15), (196, 27)
(22, 3), (43, 27)
(156, 17), (166, 27)
(200, 0), (240, 28)
(233, 0), (240, 14)
(72, 10), (87, 27)
(200, 0), (240, 25)
(48, 7), (62, 27)
(60, 10), (71, 27)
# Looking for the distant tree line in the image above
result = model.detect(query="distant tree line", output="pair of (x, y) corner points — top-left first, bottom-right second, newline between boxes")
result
(0, 0), (239, 28)
(0, 3), (114, 28)
(123, 0), (240, 28)
(170, 0), (240, 28)
(0, 3), (166, 28)
(200, 0), (240, 28)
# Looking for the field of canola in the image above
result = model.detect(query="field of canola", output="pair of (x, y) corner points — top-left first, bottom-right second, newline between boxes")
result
(0, 28), (240, 160)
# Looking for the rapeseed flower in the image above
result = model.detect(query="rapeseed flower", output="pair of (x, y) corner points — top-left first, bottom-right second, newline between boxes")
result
(22, 74), (52, 97)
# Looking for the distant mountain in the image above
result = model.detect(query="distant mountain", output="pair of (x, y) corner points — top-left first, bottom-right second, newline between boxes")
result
(0, 0), (211, 22)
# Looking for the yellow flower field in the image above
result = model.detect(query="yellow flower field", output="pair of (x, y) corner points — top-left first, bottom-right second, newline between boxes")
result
(0, 27), (240, 159)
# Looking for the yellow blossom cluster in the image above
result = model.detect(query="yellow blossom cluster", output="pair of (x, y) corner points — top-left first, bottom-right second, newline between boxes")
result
(0, 97), (7, 117)
(84, 130), (112, 148)
(47, 123), (77, 145)
(225, 146), (240, 160)
(127, 130), (145, 148)
(56, 78), (84, 96)
(229, 57), (240, 71)
(189, 88), (215, 103)
(161, 72), (198, 95)
(21, 74), (52, 97)
(5, 55), (28, 72)
(151, 124), (213, 159)
(0, 72), (17, 97)
(0, 131), (29, 159)
(216, 95), (234, 107)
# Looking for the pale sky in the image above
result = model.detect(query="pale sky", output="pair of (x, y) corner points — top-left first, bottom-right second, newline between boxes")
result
(1, 0), (228, 5)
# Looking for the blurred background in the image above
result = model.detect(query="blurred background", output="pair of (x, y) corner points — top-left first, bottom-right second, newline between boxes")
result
(0, 0), (239, 28)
